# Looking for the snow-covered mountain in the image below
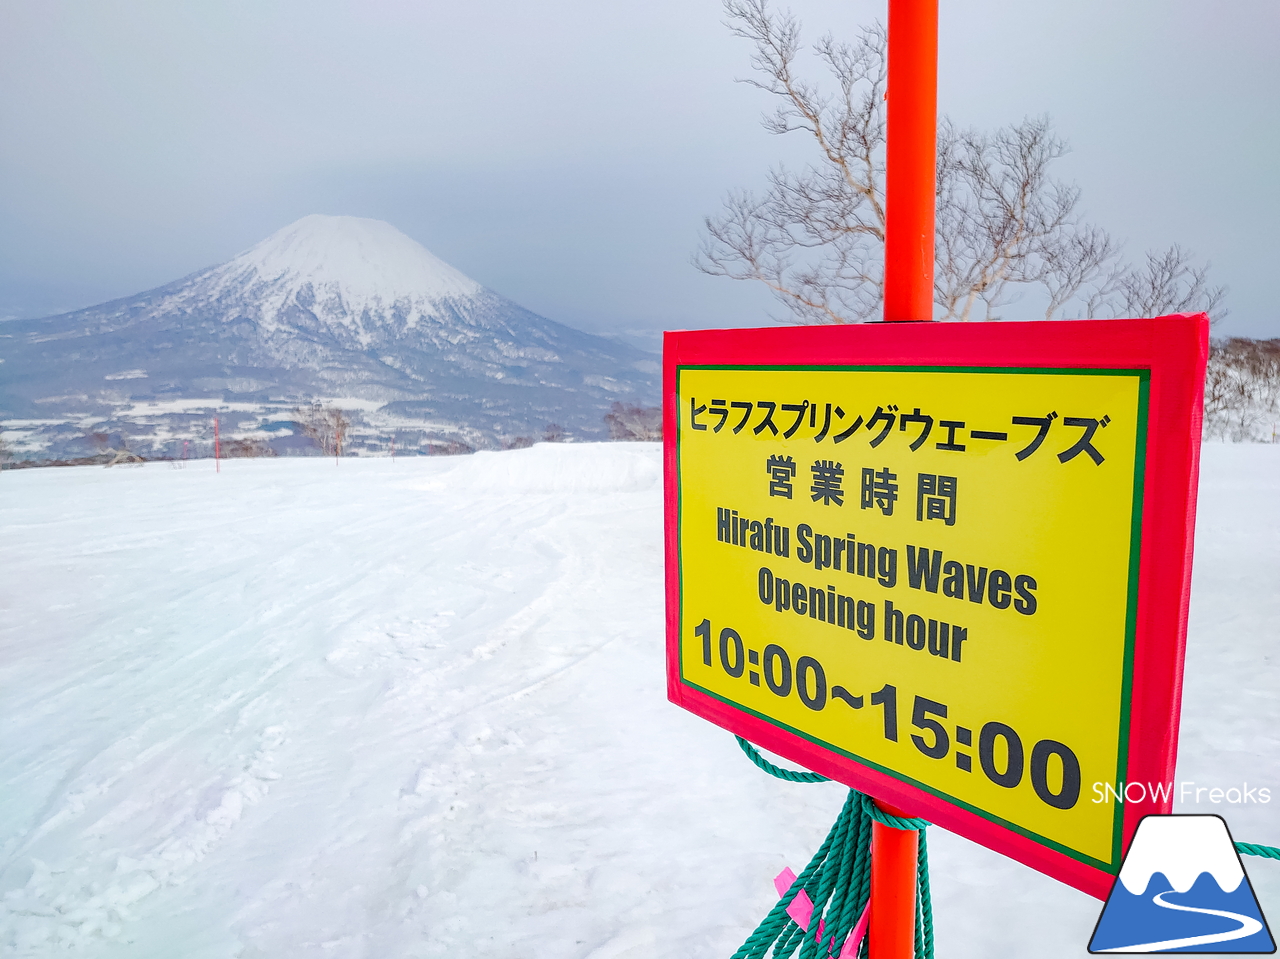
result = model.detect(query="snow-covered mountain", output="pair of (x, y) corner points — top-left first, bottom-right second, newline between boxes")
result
(1118, 816), (1245, 896)
(191, 215), (486, 345)
(0, 215), (659, 459)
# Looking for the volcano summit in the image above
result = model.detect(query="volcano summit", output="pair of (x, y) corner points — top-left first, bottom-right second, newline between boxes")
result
(0, 215), (659, 459)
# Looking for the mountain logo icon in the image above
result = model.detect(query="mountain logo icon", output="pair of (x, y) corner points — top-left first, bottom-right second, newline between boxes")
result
(1089, 814), (1275, 953)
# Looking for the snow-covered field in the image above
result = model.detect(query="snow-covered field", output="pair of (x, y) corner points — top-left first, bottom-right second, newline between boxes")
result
(1, 442), (1277, 958)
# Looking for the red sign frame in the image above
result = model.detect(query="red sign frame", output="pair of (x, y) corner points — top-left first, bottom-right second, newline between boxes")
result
(663, 315), (1209, 899)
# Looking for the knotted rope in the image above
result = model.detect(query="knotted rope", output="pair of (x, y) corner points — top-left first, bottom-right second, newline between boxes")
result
(732, 737), (932, 959)
(732, 736), (1280, 959)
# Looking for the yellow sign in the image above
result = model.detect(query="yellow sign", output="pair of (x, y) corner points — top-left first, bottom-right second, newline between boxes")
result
(675, 365), (1147, 869)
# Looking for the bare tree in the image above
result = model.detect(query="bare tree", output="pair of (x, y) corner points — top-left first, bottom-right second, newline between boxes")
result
(934, 117), (1119, 321)
(426, 440), (475, 456)
(223, 437), (276, 458)
(543, 423), (567, 443)
(699, 0), (1220, 324)
(1100, 245), (1228, 321)
(697, 3), (888, 323)
(1203, 338), (1280, 441)
(104, 447), (144, 467)
(0, 433), (11, 471)
(85, 430), (143, 467)
(604, 402), (662, 441)
(292, 403), (350, 457)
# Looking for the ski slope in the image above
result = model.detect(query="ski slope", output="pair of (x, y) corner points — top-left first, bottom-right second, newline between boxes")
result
(1, 442), (1277, 958)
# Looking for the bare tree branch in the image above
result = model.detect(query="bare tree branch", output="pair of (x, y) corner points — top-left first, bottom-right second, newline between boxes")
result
(1203, 338), (1280, 440)
(936, 116), (1103, 321)
(697, 0), (887, 322)
(604, 402), (662, 441)
(292, 403), (350, 456)
(1100, 245), (1229, 322)
(699, 0), (1224, 326)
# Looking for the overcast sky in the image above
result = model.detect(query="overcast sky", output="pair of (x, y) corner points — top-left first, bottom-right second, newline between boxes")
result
(2, 0), (1277, 339)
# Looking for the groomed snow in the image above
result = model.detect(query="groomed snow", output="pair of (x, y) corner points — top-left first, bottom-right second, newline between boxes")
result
(1, 442), (1277, 958)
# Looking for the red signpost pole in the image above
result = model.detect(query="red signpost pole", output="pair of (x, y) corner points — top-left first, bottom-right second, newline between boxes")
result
(870, 800), (919, 959)
(882, 0), (938, 324)
(873, 1), (936, 956)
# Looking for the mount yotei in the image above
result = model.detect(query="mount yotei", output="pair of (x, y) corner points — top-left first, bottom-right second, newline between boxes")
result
(0, 215), (659, 459)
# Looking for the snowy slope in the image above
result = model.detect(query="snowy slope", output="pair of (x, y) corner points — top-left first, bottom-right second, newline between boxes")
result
(1, 442), (1277, 958)
(0, 216), (658, 458)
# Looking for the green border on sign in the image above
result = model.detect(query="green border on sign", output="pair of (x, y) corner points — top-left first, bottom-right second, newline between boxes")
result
(674, 363), (1151, 873)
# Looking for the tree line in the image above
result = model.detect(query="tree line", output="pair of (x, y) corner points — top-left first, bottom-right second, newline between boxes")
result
(1204, 339), (1280, 442)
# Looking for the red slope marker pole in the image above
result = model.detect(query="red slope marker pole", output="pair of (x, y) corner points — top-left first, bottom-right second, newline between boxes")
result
(882, 0), (938, 324)
(872, 2), (935, 956)
(214, 416), (220, 473)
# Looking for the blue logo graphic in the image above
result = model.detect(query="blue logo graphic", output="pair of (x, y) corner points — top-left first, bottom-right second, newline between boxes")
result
(1089, 814), (1275, 953)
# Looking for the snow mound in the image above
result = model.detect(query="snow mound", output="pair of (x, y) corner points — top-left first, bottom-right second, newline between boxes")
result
(430, 442), (661, 494)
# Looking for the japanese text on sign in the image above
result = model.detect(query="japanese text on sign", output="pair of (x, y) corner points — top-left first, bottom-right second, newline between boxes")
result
(674, 366), (1147, 870)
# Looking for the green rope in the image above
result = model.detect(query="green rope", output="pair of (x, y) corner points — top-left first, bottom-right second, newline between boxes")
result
(915, 834), (933, 959)
(736, 737), (831, 783)
(858, 792), (930, 831)
(732, 737), (932, 959)
(1237, 841), (1280, 860)
(733, 739), (1280, 959)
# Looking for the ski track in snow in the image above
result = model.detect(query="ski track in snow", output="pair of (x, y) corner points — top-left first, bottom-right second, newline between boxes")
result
(1094, 890), (1263, 952)
(1, 442), (1277, 958)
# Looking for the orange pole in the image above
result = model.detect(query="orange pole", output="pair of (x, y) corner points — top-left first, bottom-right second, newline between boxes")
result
(873, 5), (934, 950)
(870, 800), (919, 959)
(882, 0), (938, 323)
